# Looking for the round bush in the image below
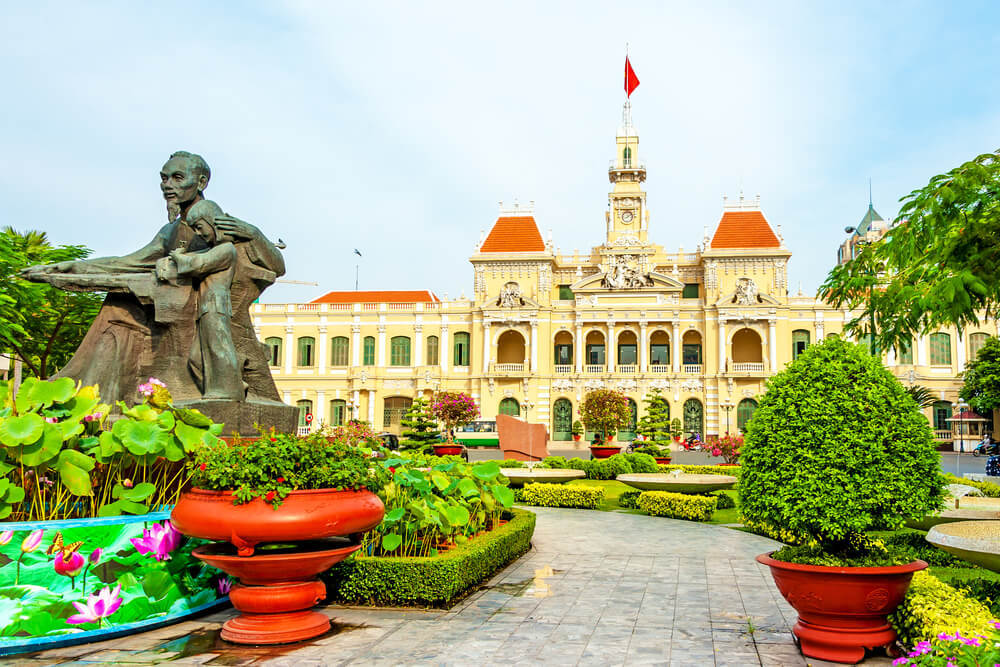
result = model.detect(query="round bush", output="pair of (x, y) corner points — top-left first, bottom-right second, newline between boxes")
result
(740, 337), (945, 547)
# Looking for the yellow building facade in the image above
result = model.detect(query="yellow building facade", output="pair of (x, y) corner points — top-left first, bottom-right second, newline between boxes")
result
(253, 110), (990, 447)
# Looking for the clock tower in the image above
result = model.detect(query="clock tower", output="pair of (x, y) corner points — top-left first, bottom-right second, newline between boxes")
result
(606, 100), (649, 246)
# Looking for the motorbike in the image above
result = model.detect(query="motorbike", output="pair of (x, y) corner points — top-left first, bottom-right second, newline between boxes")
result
(973, 441), (999, 457)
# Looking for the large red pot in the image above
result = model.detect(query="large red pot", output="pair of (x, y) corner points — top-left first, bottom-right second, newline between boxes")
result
(654, 457), (672, 465)
(172, 488), (384, 556)
(433, 444), (463, 456)
(756, 552), (926, 664)
(589, 445), (621, 459)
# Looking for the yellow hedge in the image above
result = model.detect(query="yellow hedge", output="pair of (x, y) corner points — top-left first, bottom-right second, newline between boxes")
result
(520, 483), (604, 509)
(659, 464), (742, 478)
(889, 571), (996, 646)
(637, 490), (716, 521)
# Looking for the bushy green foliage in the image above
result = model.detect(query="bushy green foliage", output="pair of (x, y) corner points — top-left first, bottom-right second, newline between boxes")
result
(585, 454), (633, 480)
(535, 456), (568, 469)
(637, 491), (716, 521)
(771, 533), (903, 567)
(670, 418), (683, 440)
(659, 464), (743, 478)
(879, 531), (977, 568)
(889, 571), (996, 646)
(961, 336), (1000, 416)
(399, 396), (440, 453)
(328, 508), (535, 606)
(636, 389), (672, 448)
(620, 452), (658, 473)
(520, 482), (604, 509)
(742, 519), (815, 547)
(619, 489), (642, 509)
(497, 459), (526, 468)
(740, 337), (946, 553)
(712, 491), (736, 510)
(636, 444), (671, 459)
(954, 579), (1000, 617)
(944, 473), (1000, 497)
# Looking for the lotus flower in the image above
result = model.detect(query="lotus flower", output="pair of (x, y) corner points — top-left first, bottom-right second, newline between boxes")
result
(54, 551), (86, 579)
(0, 531), (12, 545)
(21, 529), (43, 553)
(131, 520), (181, 561)
(217, 577), (233, 595)
(66, 584), (122, 626)
(89, 548), (102, 564)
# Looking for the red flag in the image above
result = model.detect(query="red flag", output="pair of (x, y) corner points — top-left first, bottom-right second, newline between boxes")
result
(625, 56), (640, 97)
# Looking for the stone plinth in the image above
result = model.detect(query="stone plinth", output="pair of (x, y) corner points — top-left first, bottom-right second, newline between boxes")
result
(177, 398), (298, 436)
(501, 469), (586, 487)
(616, 473), (737, 493)
(926, 520), (1000, 572)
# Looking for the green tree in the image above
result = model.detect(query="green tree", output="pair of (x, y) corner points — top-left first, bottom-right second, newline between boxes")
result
(905, 385), (938, 409)
(960, 336), (1000, 415)
(399, 396), (440, 452)
(0, 228), (102, 379)
(820, 150), (1000, 351)
(579, 389), (630, 441)
(635, 388), (672, 447)
(430, 391), (479, 443)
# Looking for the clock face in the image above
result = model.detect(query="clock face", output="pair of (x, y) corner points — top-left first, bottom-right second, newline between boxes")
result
(620, 210), (634, 223)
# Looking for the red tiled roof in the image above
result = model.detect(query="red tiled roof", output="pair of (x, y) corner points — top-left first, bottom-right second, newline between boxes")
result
(311, 290), (438, 304)
(480, 216), (546, 253)
(710, 210), (781, 249)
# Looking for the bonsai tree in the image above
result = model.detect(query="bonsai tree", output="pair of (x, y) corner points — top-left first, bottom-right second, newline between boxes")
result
(636, 388), (672, 448)
(740, 337), (946, 563)
(579, 389), (630, 442)
(399, 396), (440, 453)
(960, 335), (1000, 416)
(430, 391), (479, 444)
(571, 420), (584, 440)
(669, 417), (683, 441)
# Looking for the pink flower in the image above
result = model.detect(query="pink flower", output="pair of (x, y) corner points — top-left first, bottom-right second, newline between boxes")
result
(711, 447), (722, 457)
(130, 520), (182, 561)
(45, 417), (59, 423)
(21, 529), (43, 553)
(138, 383), (154, 397)
(66, 584), (123, 625)
(148, 377), (166, 388)
(0, 531), (12, 546)
(89, 548), (102, 564)
(217, 577), (233, 595)
(54, 551), (86, 578)
(83, 412), (103, 422)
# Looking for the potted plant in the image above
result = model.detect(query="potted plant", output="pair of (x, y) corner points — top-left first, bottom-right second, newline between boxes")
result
(571, 420), (584, 442)
(171, 431), (386, 645)
(636, 444), (672, 465)
(636, 389), (674, 461)
(670, 417), (683, 442)
(429, 391), (479, 456)
(741, 338), (946, 664)
(580, 390), (630, 459)
(711, 433), (742, 466)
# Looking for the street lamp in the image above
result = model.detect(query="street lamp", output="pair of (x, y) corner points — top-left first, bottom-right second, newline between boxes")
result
(721, 398), (734, 436)
(956, 399), (970, 476)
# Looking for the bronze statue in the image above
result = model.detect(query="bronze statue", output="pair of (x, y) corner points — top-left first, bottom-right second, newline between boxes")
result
(21, 151), (296, 433)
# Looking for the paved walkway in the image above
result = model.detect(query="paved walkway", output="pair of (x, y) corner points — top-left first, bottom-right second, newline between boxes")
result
(14, 508), (893, 666)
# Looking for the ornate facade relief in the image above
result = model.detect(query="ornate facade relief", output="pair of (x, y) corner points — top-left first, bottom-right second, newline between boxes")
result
(599, 254), (654, 289)
(487, 378), (495, 394)
(384, 379), (415, 390)
(680, 378), (704, 393)
(583, 378), (606, 391)
(497, 282), (524, 307)
(704, 260), (718, 290)
(615, 379), (638, 393)
(648, 379), (671, 391)
(734, 278), (760, 305)
(552, 379), (574, 392)
(742, 388), (756, 397)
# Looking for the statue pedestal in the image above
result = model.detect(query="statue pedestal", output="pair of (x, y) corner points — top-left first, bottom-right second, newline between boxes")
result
(176, 398), (299, 436)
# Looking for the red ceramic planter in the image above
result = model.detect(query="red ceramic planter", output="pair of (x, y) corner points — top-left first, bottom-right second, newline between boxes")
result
(433, 445), (463, 456)
(654, 457), (672, 465)
(172, 489), (385, 645)
(589, 445), (621, 459)
(718, 463), (740, 467)
(756, 552), (926, 664)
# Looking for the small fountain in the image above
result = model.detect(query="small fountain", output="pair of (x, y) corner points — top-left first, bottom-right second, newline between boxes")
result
(616, 471), (737, 493)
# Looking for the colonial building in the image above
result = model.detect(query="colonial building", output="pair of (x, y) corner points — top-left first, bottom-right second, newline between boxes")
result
(253, 105), (990, 447)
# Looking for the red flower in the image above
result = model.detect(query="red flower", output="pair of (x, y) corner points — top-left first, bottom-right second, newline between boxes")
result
(389, 467), (396, 474)
(265, 491), (276, 502)
(277, 477), (285, 483)
(270, 437), (277, 442)
(199, 463), (207, 471)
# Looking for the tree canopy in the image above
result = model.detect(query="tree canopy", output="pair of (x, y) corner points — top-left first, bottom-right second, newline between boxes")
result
(960, 335), (1000, 415)
(820, 150), (1000, 351)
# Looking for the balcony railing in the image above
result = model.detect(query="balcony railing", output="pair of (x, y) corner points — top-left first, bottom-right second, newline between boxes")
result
(617, 364), (637, 374)
(296, 426), (311, 436)
(934, 429), (952, 441)
(649, 365), (670, 373)
(682, 364), (703, 374)
(584, 364), (605, 374)
(492, 363), (525, 373)
(554, 365), (573, 374)
(731, 362), (765, 373)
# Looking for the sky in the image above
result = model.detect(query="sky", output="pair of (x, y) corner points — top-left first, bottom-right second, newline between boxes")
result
(2, 1), (999, 303)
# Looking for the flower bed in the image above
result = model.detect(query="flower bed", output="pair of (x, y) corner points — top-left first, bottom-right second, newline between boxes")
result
(0, 511), (228, 655)
(327, 508), (535, 606)
(889, 570), (996, 647)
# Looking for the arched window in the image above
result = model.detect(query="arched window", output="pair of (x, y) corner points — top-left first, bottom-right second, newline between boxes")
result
(792, 330), (810, 359)
(682, 331), (702, 365)
(552, 398), (573, 441)
(930, 333), (952, 365)
(297, 336), (315, 367)
(264, 337), (282, 367)
(932, 400), (952, 432)
(650, 331), (670, 366)
(390, 336), (411, 366)
(683, 399), (703, 438)
(619, 399), (638, 440)
(623, 146), (632, 168)
(426, 335), (439, 366)
(363, 336), (375, 365)
(969, 333), (989, 360)
(330, 336), (349, 367)
(329, 399), (347, 426)
(296, 399), (312, 428)
(897, 339), (914, 365)
(498, 398), (520, 417)
(554, 331), (573, 367)
(617, 331), (638, 366)
(737, 399), (758, 432)
(454, 332), (470, 366)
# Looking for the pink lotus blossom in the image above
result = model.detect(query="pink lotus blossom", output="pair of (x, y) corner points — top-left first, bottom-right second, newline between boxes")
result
(148, 377), (166, 388)
(217, 577), (233, 595)
(45, 417), (59, 423)
(21, 529), (43, 553)
(130, 520), (182, 561)
(0, 531), (12, 545)
(89, 548), (102, 564)
(66, 584), (123, 625)
(83, 412), (103, 422)
(138, 383), (154, 397)
(54, 551), (86, 578)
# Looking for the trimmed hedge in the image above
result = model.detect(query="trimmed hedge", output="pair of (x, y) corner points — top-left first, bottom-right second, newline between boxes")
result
(328, 508), (536, 606)
(619, 489), (642, 509)
(520, 482), (604, 509)
(659, 464), (743, 479)
(637, 490), (717, 521)
(889, 571), (995, 645)
(944, 473), (1000, 498)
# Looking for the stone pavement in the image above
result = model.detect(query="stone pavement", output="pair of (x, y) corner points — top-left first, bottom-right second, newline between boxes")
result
(12, 508), (893, 666)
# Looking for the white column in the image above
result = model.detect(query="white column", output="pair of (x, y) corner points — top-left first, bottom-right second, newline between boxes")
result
(440, 323), (450, 373)
(768, 319), (777, 371)
(607, 322), (616, 370)
(917, 335), (928, 366)
(283, 324), (294, 375)
(352, 390), (360, 420)
(814, 315), (824, 341)
(377, 324), (387, 367)
(718, 318), (727, 373)
(481, 322), (491, 373)
(639, 323), (648, 372)
(957, 332), (966, 371)
(317, 326), (328, 375)
(316, 390), (325, 430)
(575, 325), (584, 372)
(530, 321), (538, 372)
(368, 392), (376, 425)
(672, 321), (681, 373)
(351, 324), (361, 366)
(414, 324), (423, 367)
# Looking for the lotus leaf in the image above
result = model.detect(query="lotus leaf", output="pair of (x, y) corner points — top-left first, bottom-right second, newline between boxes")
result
(174, 407), (213, 427)
(381, 533), (402, 552)
(118, 421), (171, 455)
(384, 507), (405, 522)
(173, 420), (209, 452)
(0, 413), (45, 447)
(17, 423), (64, 467)
(97, 498), (151, 517)
(457, 477), (479, 498)
(472, 460), (500, 481)
(54, 449), (96, 495)
(442, 504), (470, 526)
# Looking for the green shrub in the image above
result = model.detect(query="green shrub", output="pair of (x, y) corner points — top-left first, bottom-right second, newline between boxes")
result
(621, 452), (658, 473)
(637, 491), (716, 521)
(742, 519), (815, 547)
(328, 508), (536, 606)
(878, 531), (975, 568)
(741, 337), (946, 559)
(659, 464), (742, 478)
(497, 459), (526, 468)
(520, 483), (604, 509)
(955, 579), (1000, 617)
(712, 491), (736, 510)
(537, 456), (568, 469)
(944, 473), (1000, 497)
(619, 489), (642, 509)
(888, 571), (995, 646)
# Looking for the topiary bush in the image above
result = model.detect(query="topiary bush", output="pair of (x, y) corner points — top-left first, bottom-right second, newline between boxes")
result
(620, 452), (658, 473)
(637, 491), (717, 521)
(619, 489), (642, 509)
(520, 483), (604, 509)
(740, 337), (946, 564)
